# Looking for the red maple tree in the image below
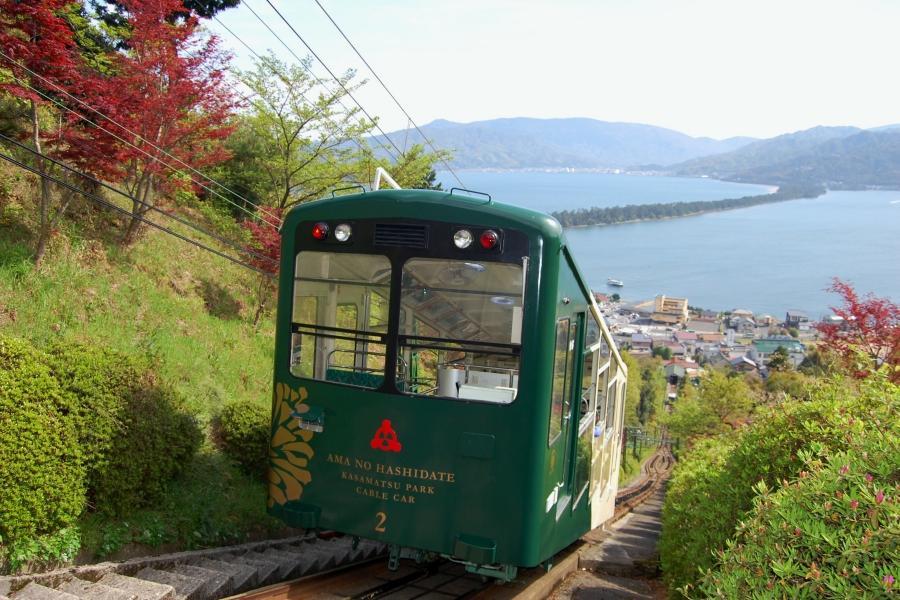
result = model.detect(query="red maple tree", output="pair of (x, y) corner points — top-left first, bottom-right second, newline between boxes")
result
(817, 278), (900, 382)
(70, 0), (237, 244)
(242, 205), (282, 325)
(0, 0), (83, 264)
(242, 206), (283, 274)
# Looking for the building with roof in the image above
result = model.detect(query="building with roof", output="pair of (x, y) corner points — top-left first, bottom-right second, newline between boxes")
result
(751, 336), (806, 367)
(686, 316), (720, 333)
(651, 294), (689, 325)
(629, 333), (652, 355)
(785, 310), (810, 328)
(730, 355), (758, 373)
(698, 332), (725, 344)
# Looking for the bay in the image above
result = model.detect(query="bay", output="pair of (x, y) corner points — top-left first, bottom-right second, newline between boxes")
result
(436, 171), (900, 317)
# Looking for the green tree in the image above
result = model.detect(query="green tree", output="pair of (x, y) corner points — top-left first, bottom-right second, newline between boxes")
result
(699, 369), (755, 426)
(766, 346), (792, 371)
(232, 52), (375, 210)
(386, 144), (449, 190)
(621, 351), (642, 428)
(652, 345), (672, 360)
(664, 369), (755, 441)
(638, 359), (666, 425)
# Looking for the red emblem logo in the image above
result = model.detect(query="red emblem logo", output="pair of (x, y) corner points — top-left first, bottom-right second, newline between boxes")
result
(370, 419), (402, 452)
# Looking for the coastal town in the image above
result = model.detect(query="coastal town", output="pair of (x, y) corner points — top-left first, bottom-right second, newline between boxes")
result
(595, 292), (833, 400)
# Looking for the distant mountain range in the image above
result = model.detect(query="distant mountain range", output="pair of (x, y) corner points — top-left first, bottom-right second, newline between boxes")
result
(373, 117), (900, 188)
(667, 127), (900, 188)
(373, 117), (755, 169)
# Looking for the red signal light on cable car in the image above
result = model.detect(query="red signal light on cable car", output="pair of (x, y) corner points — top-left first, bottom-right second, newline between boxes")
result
(312, 222), (329, 240)
(479, 229), (499, 249)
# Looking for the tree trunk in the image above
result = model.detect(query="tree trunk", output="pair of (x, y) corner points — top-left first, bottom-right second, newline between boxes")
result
(31, 100), (52, 267)
(252, 275), (275, 327)
(123, 174), (154, 245)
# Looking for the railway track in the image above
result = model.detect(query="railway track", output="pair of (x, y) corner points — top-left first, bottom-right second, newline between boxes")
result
(0, 449), (674, 600)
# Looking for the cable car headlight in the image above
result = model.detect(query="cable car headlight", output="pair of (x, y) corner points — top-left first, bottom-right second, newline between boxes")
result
(334, 223), (352, 242)
(312, 222), (329, 240)
(479, 229), (499, 249)
(453, 229), (473, 249)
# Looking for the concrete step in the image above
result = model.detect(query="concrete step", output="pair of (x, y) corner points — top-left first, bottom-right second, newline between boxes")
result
(170, 566), (230, 600)
(190, 559), (255, 593)
(355, 540), (386, 561)
(222, 556), (278, 587)
(265, 545), (322, 578)
(58, 579), (136, 600)
(282, 545), (341, 572)
(134, 570), (203, 600)
(249, 550), (306, 580)
(97, 574), (174, 600)
(11, 583), (80, 600)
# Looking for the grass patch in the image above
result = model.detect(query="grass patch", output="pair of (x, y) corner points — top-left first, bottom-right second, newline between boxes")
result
(0, 166), (285, 567)
(619, 443), (657, 487)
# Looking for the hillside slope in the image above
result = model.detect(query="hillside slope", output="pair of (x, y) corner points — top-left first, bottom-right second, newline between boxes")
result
(669, 126), (900, 187)
(371, 117), (755, 169)
(0, 163), (284, 563)
(668, 125), (861, 178)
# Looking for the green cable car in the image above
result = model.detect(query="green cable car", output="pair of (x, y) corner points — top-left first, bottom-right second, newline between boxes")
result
(268, 188), (627, 581)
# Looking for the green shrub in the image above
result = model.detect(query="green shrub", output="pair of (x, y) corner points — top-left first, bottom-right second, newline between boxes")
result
(46, 343), (138, 494)
(698, 428), (899, 598)
(0, 337), (86, 544)
(93, 381), (202, 514)
(47, 342), (203, 515)
(218, 400), (269, 477)
(660, 373), (897, 595)
(660, 434), (739, 595)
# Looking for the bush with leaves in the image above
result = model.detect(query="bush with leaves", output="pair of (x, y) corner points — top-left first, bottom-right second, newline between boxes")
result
(47, 343), (137, 494)
(660, 434), (739, 595)
(698, 400), (898, 598)
(47, 342), (202, 514)
(663, 369), (755, 442)
(0, 337), (86, 547)
(218, 400), (270, 477)
(660, 373), (897, 595)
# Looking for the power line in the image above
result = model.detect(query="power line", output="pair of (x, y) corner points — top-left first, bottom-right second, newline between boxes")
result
(215, 6), (398, 164)
(312, 0), (464, 188)
(0, 149), (274, 277)
(0, 48), (282, 228)
(211, 12), (384, 188)
(259, 0), (409, 161)
(0, 132), (277, 268)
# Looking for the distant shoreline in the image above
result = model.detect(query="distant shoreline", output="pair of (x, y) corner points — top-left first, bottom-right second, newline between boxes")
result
(551, 184), (826, 229)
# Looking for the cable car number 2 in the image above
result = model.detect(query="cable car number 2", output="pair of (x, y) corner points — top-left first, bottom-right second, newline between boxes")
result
(374, 511), (387, 533)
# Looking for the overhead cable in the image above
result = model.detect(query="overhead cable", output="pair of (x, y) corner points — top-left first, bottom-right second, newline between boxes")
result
(0, 132), (277, 268)
(312, 0), (464, 187)
(215, 7), (398, 163)
(0, 150), (274, 277)
(259, 0), (408, 160)
(0, 49), (282, 228)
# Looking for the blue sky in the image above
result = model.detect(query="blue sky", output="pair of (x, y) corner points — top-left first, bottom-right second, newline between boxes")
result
(209, 0), (900, 140)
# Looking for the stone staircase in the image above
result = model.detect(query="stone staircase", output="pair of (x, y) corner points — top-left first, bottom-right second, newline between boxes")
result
(0, 537), (386, 600)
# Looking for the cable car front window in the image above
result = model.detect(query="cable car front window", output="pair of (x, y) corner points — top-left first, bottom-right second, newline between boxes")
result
(290, 252), (391, 388)
(398, 258), (524, 403)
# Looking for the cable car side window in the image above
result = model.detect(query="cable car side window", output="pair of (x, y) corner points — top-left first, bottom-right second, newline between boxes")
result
(548, 318), (570, 445)
(397, 258), (523, 403)
(290, 252), (391, 388)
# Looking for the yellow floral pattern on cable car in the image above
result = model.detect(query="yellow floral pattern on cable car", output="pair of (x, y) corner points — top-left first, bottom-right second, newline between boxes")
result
(268, 382), (315, 507)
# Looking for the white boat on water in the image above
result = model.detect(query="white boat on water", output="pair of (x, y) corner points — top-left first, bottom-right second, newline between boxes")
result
(607, 278), (624, 287)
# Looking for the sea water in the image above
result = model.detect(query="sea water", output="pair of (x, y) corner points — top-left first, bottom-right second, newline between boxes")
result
(436, 171), (900, 317)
